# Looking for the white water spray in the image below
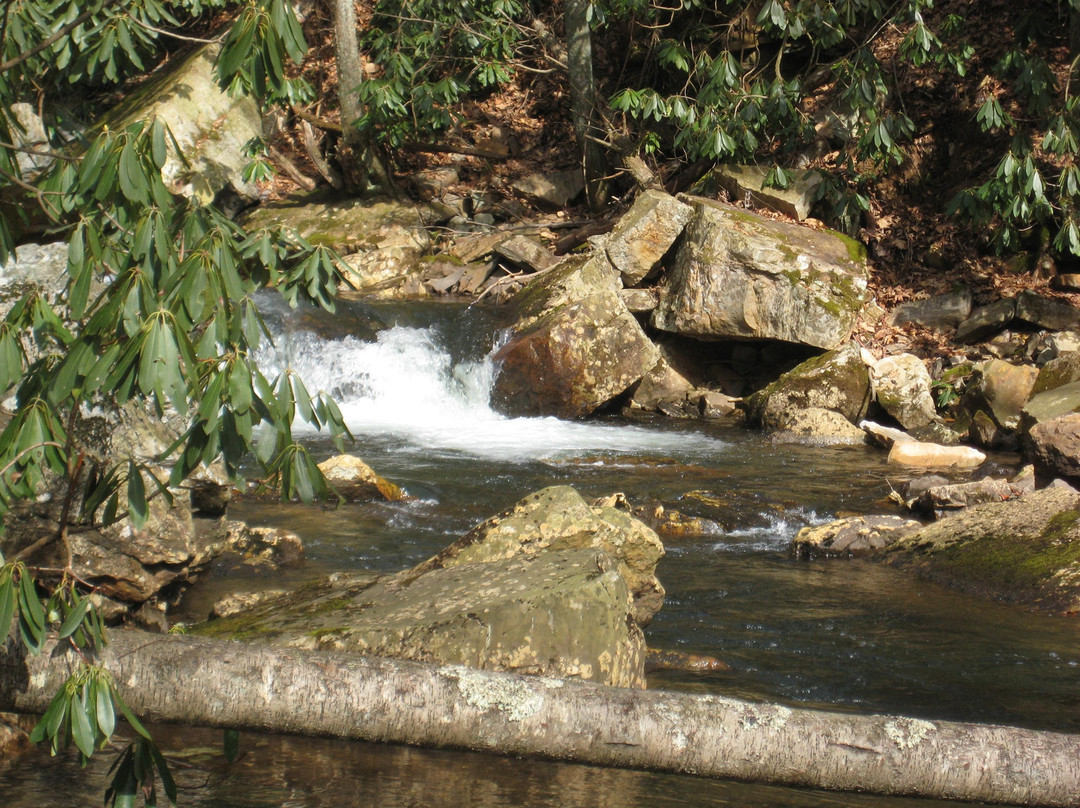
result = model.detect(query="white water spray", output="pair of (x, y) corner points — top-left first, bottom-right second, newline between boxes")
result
(256, 323), (726, 463)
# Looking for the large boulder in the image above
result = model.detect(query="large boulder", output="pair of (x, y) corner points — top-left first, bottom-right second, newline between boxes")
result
(744, 342), (871, 430)
(198, 487), (663, 688)
(651, 198), (869, 350)
(416, 486), (665, 626)
(1026, 413), (1080, 482)
(491, 254), (659, 418)
(888, 487), (1080, 612)
(99, 44), (263, 205)
(961, 359), (1039, 449)
(604, 190), (693, 286)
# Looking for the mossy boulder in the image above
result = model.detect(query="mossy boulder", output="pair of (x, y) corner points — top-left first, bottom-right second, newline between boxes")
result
(492, 254), (659, 418)
(197, 486), (662, 688)
(888, 487), (1080, 612)
(652, 197), (869, 350)
(744, 342), (871, 431)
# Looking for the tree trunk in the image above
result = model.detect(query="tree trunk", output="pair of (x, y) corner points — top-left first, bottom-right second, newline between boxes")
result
(3, 632), (1080, 806)
(564, 0), (610, 213)
(330, 0), (394, 195)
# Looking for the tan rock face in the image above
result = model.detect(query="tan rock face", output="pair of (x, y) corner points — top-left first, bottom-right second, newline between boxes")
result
(100, 44), (262, 204)
(792, 515), (922, 558)
(491, 255), (658, 418)
(604, 190), (694, 286)
(870, 354), (938, 430)
(317, 454), (404, 501)
(419, 486), (665, 627)
(652, 198), (869, 350)
(887, 441), (986, 469)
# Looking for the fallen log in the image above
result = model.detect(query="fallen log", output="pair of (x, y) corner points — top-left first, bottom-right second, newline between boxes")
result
(2, 630), (1079, 806)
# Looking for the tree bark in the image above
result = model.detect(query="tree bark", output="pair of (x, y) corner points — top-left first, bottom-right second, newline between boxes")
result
(564, 0), (610, 213)
(2, 632), (1080, 806)
(330, 0), (394, 195)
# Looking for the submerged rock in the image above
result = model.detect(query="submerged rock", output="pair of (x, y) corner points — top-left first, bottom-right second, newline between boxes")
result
(791, 515), (922, 558)
(888, 487), (1080, 612)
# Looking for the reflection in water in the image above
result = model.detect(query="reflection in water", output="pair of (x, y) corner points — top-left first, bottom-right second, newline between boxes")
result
(1, 727), (999, 808)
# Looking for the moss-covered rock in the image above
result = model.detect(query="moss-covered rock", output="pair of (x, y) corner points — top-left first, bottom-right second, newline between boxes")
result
(491, 254), (658, 418)
(744, 341), (871, 431)
(196, 486), (661, 688)
(651, 197), (869, 350)
(888, 487), (1080, 612)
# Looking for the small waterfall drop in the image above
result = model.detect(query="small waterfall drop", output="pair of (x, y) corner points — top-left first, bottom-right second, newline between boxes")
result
(255, 319), (726, 463)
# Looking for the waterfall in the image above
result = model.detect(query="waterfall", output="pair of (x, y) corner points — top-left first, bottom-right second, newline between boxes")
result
(254, 319), (726, 463)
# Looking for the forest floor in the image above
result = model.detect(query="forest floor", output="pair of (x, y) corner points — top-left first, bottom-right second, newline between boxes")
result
(246, 0), (1080, 365)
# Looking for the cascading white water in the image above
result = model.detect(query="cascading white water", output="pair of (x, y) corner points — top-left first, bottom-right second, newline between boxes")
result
(255, 323), (726, 463)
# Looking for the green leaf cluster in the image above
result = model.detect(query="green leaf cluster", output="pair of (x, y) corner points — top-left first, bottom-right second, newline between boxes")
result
(356, 0), (526, 147)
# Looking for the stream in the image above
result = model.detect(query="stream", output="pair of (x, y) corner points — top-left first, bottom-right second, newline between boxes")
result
(5, 298), (1080, 807)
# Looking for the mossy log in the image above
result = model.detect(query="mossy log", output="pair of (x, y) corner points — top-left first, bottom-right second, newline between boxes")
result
(2, 630), (1080, 806)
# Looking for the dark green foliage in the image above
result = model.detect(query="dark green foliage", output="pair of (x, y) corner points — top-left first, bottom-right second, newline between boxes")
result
(357, 0), (526, 146)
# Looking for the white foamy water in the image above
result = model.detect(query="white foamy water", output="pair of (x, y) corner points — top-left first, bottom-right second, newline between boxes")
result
(256, 324), (726, 463)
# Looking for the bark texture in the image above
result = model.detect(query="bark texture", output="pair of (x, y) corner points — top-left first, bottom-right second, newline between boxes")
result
(3, 631), (1080, 806)
(564, 0), (609, 212)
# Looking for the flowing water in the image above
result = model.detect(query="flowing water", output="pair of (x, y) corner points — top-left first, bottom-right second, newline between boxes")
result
(6, 298), (1080, 807)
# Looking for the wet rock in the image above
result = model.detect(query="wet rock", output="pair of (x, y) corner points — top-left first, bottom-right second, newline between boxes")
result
(907, 478), (1021, 519)
(955, 298), (1017, 343)
(211, 589), (288, 619)
(215, 521), (305, 568)
(199, 487), (660, 688)
(652, 198), (869, 350)
(791, 515), (922, 558)
(100, 44), (262, 205)
(887, 441), (986, 469)
(604, 190), (693, 286)
(712, 164), (823, 221)
(1027, 413), (1080, 482)
(888, 487), (1080, 612)
(492, 254), (658, 418)
(417, 485), (665, 627)
(645, 648), (730, 673)
(317, 454), (404, 501)
(693, 390), (739, 420)
(745, 342), (871, 431)
(888, 288), (972, 331)
(869, 354), (938, 429)
(0, 714), (30, 758)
